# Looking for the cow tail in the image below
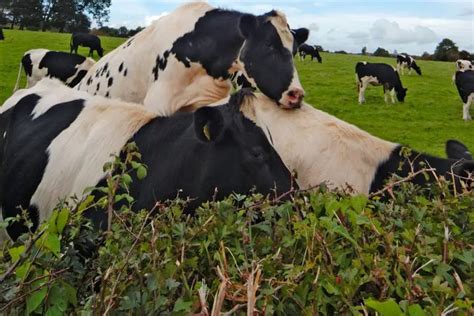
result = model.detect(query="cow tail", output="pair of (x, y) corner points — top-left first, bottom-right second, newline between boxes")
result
(13, 61), (23, 92)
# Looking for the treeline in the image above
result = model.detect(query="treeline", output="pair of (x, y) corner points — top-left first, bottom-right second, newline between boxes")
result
(0, 0), (111, 33)
(93, 25), (145, 38)
(360, 39), (473, 61)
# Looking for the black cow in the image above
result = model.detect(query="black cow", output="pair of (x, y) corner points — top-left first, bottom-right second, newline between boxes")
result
(297, 44), (322, 63)
(396, 53), (422, 75)
(0, 80), (294, 242)
(0, 28), (4, 40)
(13, 49), (95, 91)
(70, 32), (104, 57)
(356, 62), (407, 104)
(454, 70), (474, 120)
(446, 140), (473, 160)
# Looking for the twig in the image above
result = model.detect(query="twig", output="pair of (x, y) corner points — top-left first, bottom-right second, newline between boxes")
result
(211, 265), (229, 316)
(0, 228), (47, 283)
(247, 263), (261, 316)
(369, 168), (437, 198)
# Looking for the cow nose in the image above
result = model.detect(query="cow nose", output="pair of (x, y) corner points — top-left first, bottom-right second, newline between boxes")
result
(287, 88), (305, 107)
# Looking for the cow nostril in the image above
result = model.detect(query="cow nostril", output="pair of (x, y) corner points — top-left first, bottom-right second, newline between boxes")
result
(288, 88), (305, 100)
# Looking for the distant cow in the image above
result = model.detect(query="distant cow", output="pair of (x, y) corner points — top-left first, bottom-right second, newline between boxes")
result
(454, 70), (474, 120)
(297, 44), (322, 63)
(356, 62), (407, 104)
(0, 79), (294, 242)
(76, 2), (309, 115)
(396, 53), (421, 75)
(70, 33), (104, 57)
(456, 59), (473, 71)
(13, 49), (95, 91)
(0, 28), (4, 40)
(238, 91), (474, 194)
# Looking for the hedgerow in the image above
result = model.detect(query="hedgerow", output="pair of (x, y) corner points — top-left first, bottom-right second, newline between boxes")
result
(0, 149), (473, 315)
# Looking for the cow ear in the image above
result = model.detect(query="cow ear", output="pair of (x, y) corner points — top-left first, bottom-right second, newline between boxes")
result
(239, 14), (258, 39)
(194, 107), (225, 142)
(446, 139), (472, 160)
(292, 28), (309, 47)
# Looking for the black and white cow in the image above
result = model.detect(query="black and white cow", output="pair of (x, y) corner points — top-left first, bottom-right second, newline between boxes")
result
(356, 62), (407, 104)
(76, 2), (309, 115)
(0, 79), (294, 242)
(454, 70), (474, 120)
(396, 53), (421, 75)
(297, 44), (322, 63)
(13, 49), (95, 91)
(70, 32), (104, 58)
(456, 59), (473, 72)
(237, 91), (474, 194)
(446, 139), (472, 160)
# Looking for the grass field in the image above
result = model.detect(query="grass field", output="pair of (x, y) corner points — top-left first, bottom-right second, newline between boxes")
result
(1, 29), (473, 156)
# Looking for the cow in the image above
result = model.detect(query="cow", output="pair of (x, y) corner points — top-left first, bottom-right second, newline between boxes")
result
(297, 44), (322, 63)
(237, 90), (473, 194)
(70, 32), (104, 58)
(396, 53), (422, 75)
(76, 2), (309, 116)
(0, 28), (4, 40)
(0, 79), (294, 242)
(446, 139), (472, 160)
(12, 49), (95, 91)
(356, 62), (407, 104)
(454, 70), (474, 120)
(456, 59), (473, 72)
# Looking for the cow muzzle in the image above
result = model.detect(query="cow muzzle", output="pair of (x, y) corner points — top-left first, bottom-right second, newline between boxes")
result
(280, 87), (305, 109)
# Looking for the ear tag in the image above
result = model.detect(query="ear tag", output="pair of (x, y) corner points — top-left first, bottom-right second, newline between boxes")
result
(203, 124), (211, 141)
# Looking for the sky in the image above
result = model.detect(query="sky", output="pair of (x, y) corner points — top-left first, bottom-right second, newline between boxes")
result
(107, 0), (474, 55)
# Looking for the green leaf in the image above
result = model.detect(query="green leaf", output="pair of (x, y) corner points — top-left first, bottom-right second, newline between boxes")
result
(408, 304), (426, 316)
(351, 195), (368, 213)
(8, 245), (25, 262)
(173, 298), (192, 312)
(365, 298), (403, 316)
(136, 165), (147, 180)
(26, 286), (47, 315)
(44, 233), (61, 256)
(56, 208), (69, 233)
(62, 282), (77, 306)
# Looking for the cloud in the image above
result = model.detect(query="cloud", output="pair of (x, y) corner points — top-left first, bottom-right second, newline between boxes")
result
(308, 23), (319, 32)
(370, 19), (437, 44)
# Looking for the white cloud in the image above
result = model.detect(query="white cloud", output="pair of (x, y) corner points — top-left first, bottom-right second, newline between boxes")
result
(308, 23), (319, 32)
(370, 19), (437, 44)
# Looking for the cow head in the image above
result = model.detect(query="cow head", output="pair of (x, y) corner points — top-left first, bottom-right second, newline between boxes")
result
(97, 47), (104, 57)
(193, 89), (295, 197)
(397, 88), (408, 102)
(237, 11), (309, 109)
(412, 63), (422, 75)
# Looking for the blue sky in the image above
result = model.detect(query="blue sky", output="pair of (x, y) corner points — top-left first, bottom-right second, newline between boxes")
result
(107, 0), (474, 55)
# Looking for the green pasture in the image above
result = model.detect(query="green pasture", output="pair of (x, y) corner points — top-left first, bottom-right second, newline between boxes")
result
(1, 29), (472, 156)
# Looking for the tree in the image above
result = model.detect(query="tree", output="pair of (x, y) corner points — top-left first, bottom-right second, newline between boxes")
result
(373, 47), (390, 57)
(361, 46), (367, 55)
(433, 38), (459, 61)
(459, 50), (472, 60)
(420, 51), (432, 60)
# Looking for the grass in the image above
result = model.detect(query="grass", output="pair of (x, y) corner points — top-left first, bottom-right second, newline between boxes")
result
(1, 29), (472, 156)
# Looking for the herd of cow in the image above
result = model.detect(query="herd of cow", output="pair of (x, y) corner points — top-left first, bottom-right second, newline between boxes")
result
(0, 2), (473, 242)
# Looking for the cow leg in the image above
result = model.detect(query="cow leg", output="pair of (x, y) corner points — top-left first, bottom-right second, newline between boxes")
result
(390, 89), (396, 104)
(396, 63), (401, 74)
(358, 81), (367, 104)
(463, 96), (472, 120)
(408, 68), (412, 75)
(89, 49), (93, 57)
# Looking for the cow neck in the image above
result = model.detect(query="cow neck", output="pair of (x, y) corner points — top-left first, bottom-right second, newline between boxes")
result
(240, 96), (397, 193)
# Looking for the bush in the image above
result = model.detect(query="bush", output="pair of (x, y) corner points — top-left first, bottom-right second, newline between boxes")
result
(0, 151), (473, 314)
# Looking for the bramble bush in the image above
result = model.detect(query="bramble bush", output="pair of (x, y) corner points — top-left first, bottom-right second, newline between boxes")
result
(0, 146), (473, 315)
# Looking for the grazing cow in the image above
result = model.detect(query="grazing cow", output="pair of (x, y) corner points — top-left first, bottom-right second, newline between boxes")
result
(454, 70), (474, 120)
(0, 79), (294, 242)
(237, 90), (473, 194)
(356, 62), (407, 104)
(13, 49), (95, 91)
(76, 2), (309, 115)
(70, 33), (104, 57)
(456, 59), (473, 71)
(396, 53), (422, 75)
(0, 28), (4, 40)
(297, 44), (322, 63)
